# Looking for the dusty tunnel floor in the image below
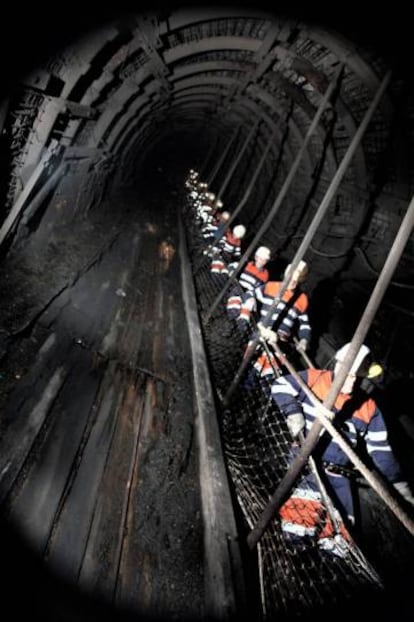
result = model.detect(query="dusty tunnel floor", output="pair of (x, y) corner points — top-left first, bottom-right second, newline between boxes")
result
(0, 182), (205, 620)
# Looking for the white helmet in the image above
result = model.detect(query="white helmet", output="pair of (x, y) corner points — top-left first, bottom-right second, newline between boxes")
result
(221, 211), (231, 220)
(255, 246), (271, 261)
(233, 225), (246, 239)
(284, 260), (309, 283)
(334, 343), (371, 376)
(215, 199), (224, 208)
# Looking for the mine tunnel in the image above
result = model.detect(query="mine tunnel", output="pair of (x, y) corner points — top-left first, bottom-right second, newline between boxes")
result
(0, 4), (413, 622)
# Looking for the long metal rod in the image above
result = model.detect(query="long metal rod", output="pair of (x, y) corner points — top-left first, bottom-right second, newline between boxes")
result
(266, 344), (414, 531)
(221, 67), (390, 406)
(274, 68), (393, 307)
(200, 119), (282, 264)
(260, 338), (345, 536)
(293, 336), (314, 368)
(194, 125), (277, 275)
(199, 138), (218, 180)
(207, 126), (240, 187)
(215, 120), (260, 200)
(204, 64), (344, 327)
(261, 338), (409, 579)
(221, 120), (281, 234)
(251, 333), (414, 542)
(247, 191), (414, 549)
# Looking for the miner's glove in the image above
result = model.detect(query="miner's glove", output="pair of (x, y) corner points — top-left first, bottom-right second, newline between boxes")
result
(394, 481), (414, 507)
(286, 412), (305, 439)
(257, 322), (278, 345)
(277, 330), (290, 342)
(228, 261), (239, 276)
(296, 338), (308, 352)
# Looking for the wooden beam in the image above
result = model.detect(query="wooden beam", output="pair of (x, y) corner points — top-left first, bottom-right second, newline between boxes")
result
(179, 215), (247, 619)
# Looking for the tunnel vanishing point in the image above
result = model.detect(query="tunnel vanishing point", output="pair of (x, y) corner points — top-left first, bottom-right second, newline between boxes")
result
(0, 4), (413, 622)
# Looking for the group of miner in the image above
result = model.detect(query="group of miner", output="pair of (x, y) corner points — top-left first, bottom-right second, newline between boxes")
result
(184, 168), (414, 557)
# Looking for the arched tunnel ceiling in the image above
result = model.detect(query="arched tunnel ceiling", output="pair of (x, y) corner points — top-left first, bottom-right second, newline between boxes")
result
(1, 3), (413, 198)
(0, 5), (414, 621)
(0, 2), (413, 272)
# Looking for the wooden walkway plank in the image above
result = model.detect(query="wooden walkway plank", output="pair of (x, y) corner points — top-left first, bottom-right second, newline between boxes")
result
(113, 377), (169, 612)
(6, 348), (103, 554)
(78, 371), (148, 601)
(44, 362), (123, 580)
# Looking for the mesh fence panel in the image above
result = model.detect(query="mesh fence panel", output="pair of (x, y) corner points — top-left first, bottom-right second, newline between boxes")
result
(182, 187), (383, 618)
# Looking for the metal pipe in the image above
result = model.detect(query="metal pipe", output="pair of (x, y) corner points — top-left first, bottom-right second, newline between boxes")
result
(204, 64), (343, 328)
(202, 118), (283, 261)
(193, 124), (277, 275)
(221, 122), (281, 235)
(273, 69), (392, 312)
(259, 339), (349, 537)
(221, 67), (390, 406)
(247, 191), (414, 549)
(215, 120), (260, 201)
(293, 336), (315, 368)
(206, 126), (239, 187)
(199, 137), (218, 180)
(259, 337), (406, 577)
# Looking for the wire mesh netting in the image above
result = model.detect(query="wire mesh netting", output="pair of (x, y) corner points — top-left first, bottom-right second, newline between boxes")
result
(181, 177), (385, 618)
